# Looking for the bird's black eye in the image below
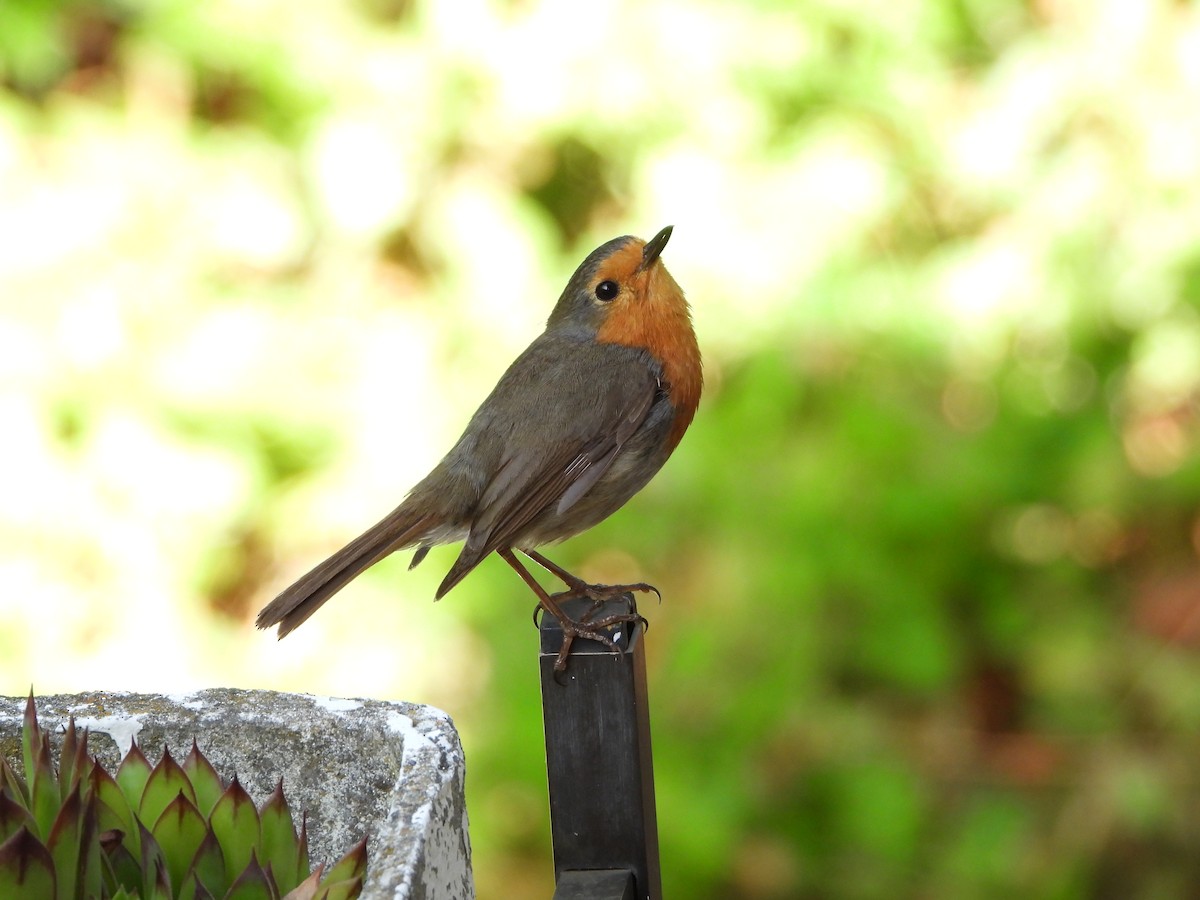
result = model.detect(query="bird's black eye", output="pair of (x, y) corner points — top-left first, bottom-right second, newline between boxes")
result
(595, 280), (619, 301)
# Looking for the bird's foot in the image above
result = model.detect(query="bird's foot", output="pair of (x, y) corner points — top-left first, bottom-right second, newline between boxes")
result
(544, 606), (648, 675)
(529, 580), (659, 626)
(575, 583), (656, 637)
(563, 578), (661, 616)
(520, 549), (661, 620)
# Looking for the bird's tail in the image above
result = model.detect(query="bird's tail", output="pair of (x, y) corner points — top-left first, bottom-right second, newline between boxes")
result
(256, 504), (436, 638)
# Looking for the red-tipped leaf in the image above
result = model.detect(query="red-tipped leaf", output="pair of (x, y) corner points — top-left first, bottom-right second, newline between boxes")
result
(25, 712), (58, 841)
(91, 758), (139, 860)
(115, 740), (152, 812)
(151, 792), (205, 894)
(137, 818), (171, 898)
(182, 740), (224, 818)
(296, 812), (311, 886)
(208, 775), (260, 886)
(0, 825), (56, 897)
(140, 746), (196, 828)
(0, 755), (28, 807)
(0, 792), (35, 846)
(260, 780), (300, 892)
(58, 719), (79, 800)
(179, 871), (218, 900)
(187, 822), (227, 899)
(224, 849), (273, 900)
(45, 782), (85, 900)
(20, 692), (40, 788)
(320, 836), (367, 889)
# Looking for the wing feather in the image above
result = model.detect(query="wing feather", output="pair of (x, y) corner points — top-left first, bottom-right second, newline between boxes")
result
(434, 360), (657, 598)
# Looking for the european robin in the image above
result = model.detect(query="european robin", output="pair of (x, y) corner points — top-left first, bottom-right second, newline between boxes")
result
(256, 226), (702, 671)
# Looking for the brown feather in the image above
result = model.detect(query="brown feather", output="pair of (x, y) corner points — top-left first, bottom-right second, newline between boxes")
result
(435, 370), (657, 598)
(257, 506), (438, 637)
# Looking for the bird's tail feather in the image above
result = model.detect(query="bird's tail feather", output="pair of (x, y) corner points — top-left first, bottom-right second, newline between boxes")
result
(256, 505), (435, 638)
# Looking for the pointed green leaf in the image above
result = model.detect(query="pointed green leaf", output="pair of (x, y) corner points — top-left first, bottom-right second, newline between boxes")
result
(115, 741), (153, 812)
(150, 851), (173, 900)
(99, 833), (141, 896)
(138, 818), (172, 898)
(95, 801), (129, 851)
(188, 822), (227, 899)
(320, 836), (366, 887)
(91, 757), (134, 822)
(0, 825), (56, 897)
(58, 719), (79, 801)
(20, 697), (62, 839)
(0, 792), (36, 845)
(314, 876), (363, 900)
(262, 861), (283, 899)
(140, 745), (196, 828)
(92, 758), (139, 859)
(179, 871), (218, 900)
(20, 692), (40, 788)
(45, 782), (84, 900)
(77, 794), (103, 900)
(28, 733), (60, 841)
(208, 775), (260, 886)
(0, 755), (28, 807)
(151, 792), (206, 894)
(182, 740), (224, 818)
(18, 697), (60, 846)
(225, 849), (273, 900)
(260, 780), (299, 892)
(296, 813), (310, 886)
(55, 719), (92, 805)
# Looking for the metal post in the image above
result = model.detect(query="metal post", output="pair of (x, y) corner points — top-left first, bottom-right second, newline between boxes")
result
(539, 595), (662, 900)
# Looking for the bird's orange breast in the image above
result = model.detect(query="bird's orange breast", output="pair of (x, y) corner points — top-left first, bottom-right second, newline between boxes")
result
(595, 258), (702, 453)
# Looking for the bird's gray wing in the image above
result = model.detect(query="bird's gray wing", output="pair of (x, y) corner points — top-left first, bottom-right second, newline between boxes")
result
(435, 342), (657, 597)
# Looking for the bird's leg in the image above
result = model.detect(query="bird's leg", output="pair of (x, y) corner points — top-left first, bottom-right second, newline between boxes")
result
(499, 548), (643, 674)
(522, 548), (661, 621)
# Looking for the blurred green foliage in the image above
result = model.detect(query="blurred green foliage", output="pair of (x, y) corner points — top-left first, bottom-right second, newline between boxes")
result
(3, 0), (1200, 898)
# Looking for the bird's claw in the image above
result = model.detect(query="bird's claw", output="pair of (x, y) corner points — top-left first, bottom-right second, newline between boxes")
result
(549, 611), (646, 677)
(530, 580), (659, 631)
(529, 576), (657, 676)
(570, 580), (660, 610)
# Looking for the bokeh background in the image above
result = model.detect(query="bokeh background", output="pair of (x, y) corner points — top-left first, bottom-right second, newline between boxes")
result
(3, 0), (1200, 896)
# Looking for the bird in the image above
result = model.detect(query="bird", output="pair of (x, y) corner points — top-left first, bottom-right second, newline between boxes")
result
(256, 225), (701, 671)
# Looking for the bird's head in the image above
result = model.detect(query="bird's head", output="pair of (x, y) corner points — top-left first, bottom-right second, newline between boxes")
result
(547, 226), (701, 448)
(546, 226), (687, 338)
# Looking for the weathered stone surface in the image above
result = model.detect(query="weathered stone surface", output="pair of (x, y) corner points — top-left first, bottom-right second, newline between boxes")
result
(0, 688), (474, 900)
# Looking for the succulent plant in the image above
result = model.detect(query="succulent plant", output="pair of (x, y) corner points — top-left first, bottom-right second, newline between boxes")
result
(0, 693), (367, 899)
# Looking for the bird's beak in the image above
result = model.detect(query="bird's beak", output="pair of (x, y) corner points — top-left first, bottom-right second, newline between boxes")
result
(638, 225), (673, 272)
